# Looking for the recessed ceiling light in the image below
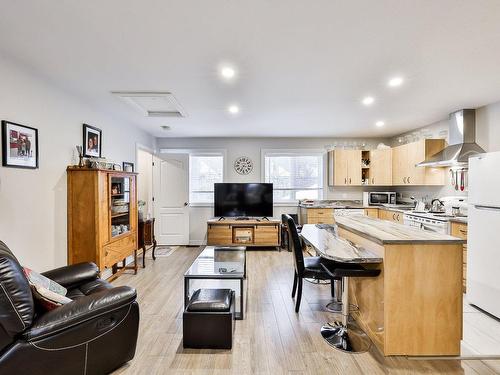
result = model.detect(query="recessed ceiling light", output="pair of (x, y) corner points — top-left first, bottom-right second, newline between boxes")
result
(362, 96), (375, 106)
(388, 76), (404, 87)
(375, 121), (385, 127)
(221, 66), (236, 80)
(228, 105), (240, 114)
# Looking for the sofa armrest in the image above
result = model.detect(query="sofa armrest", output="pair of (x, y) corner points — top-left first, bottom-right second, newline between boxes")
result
(23, 286), (137, 341)
(41, 262), (99, 289)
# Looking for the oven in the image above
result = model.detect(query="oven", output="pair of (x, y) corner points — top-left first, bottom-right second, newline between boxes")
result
(363, 192), (396, 206)
(403, 213), (449, 234)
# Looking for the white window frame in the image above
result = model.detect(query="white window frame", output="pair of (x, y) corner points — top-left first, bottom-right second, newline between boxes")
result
(261, 149), (325, 205)
(159, 148), (226, 207)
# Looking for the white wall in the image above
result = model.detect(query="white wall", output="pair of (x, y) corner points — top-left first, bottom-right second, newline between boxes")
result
(136, 148), (154, 219)
(476, 101), (500, 152)
(157, 137), (389, 244)
(0, 56), (155, 271)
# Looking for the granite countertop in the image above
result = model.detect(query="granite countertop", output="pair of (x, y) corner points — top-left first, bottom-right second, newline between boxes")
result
(300, 224), (383, 263)
(335, 215), (466, 245)
(298, 200), (365, 209)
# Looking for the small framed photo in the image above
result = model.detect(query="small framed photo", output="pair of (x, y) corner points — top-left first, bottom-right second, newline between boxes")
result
(1, 120), (39, 169)
(123, 162), (134, 172)
(83, 124), (102, 158)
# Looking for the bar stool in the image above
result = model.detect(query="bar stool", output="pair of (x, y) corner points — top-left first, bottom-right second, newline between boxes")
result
(320, 263), (381, 353)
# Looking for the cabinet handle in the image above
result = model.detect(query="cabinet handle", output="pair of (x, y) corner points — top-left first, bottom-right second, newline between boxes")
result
(397, 214), (400, 221)
(459, 229), (467, 235)
(392, 213), (396, 220)
(345, 177), (347, 184)
(349, 177), (352, 184)
(372, 178), (374, 184)
(407, 177), (410, 184)
(403, 177), (407, 183)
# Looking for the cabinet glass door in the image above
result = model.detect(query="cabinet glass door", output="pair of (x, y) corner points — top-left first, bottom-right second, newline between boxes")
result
(110, 176), (131, 238)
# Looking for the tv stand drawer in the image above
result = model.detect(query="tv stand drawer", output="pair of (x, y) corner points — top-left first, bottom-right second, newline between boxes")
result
(207, 224), (233, 245)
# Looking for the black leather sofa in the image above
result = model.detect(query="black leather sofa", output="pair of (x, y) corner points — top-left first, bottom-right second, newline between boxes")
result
(0, 240), (140, 375)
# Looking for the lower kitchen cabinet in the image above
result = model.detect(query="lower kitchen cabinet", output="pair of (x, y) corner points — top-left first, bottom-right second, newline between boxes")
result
(378, 208), (404, 224)
(450, 221), (468, 292)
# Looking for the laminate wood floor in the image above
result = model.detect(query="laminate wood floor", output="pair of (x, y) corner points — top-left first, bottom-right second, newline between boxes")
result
(111, 247), (500, 375)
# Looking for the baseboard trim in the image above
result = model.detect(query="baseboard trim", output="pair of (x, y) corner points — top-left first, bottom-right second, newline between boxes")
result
(189, 240), (205, 246)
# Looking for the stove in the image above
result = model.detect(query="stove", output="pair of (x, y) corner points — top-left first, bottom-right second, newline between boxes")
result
(403, 211), (452, 234)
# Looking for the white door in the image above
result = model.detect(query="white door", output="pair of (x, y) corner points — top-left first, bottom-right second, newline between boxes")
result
(153, 154), (189, 245)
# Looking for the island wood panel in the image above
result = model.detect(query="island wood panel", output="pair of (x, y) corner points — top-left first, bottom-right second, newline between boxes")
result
(337, 226), (462, 356)
(383, 242), (462, 355)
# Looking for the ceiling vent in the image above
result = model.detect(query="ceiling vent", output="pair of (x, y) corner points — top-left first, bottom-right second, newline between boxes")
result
(111, 91), (187, 117)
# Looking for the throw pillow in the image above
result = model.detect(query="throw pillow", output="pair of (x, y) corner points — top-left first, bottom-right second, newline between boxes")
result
(23, 267), (72, 311)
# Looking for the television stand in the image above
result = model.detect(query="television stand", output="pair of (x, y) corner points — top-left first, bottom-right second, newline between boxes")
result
(207, 218), (281, 248)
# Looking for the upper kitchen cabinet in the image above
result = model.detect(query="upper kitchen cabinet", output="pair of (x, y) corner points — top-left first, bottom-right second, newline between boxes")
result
(392, 139), (446, 186)
(328, 150), (362, 186)
(369, 148), (392, 185)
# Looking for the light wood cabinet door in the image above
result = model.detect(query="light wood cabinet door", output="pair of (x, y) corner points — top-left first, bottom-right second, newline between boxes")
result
(370, 149), (392, 185)
(406, 140), (425, 185)
(392, 144), (408, 185)
(329, 150), (362, 186)
(364, 208), (379, 218)
(332, 150), (349, 186)
(347, 150), (362, 185)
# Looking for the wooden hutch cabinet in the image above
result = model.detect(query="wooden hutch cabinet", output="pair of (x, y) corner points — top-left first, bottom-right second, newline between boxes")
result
(67, 167), (138, 278)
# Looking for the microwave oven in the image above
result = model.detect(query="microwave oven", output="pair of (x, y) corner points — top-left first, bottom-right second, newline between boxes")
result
(363, 192), (396, 206)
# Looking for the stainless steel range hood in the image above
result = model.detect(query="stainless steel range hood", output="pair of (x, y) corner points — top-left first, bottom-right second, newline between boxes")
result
(417, 109), (485, 167)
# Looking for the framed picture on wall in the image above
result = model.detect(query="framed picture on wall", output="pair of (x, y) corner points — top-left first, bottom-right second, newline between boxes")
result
(123, 162), (134, 172)
(1, 120), (39, 169)
(83, 124), (102, 158)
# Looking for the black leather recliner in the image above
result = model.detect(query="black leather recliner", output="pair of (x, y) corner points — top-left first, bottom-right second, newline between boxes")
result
(0, 240), (140, 375)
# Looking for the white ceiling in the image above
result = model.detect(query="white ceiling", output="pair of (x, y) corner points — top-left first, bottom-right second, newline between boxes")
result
(1, 0), (500, 138)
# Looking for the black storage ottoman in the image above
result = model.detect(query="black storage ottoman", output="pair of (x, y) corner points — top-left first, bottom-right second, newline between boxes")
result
(183, 288), (235, 349)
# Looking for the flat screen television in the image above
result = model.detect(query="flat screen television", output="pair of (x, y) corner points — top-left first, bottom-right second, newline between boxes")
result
(214, 183), (273, 218)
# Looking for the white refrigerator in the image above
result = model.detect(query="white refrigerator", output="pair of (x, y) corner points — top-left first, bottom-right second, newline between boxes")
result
(467, 151), (500, 318)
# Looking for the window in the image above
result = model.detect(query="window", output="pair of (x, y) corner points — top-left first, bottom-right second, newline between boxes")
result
(189, 154), (224, 204)
(264, 151), (324, 203)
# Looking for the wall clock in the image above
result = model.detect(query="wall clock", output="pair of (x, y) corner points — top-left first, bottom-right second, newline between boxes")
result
(234, 156), (253, 175)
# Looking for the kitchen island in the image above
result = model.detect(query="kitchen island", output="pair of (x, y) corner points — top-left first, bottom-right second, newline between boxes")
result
(305, 216), (465, 356)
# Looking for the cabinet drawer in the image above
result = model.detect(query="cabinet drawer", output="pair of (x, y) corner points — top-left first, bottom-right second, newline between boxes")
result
(254, 225), (279, 245)
(307, 208), (333, 218)
(207, 225), (233, 245)
(451, 222), (468, 240)
(307, 216), (335, 225)
(103, 233), (136, 268)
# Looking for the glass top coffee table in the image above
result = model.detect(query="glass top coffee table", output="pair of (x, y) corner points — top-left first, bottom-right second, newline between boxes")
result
(184, 246), (246, 319)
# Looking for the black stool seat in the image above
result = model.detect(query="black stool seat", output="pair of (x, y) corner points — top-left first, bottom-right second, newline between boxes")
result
(321, 264), (381, 279)
(187, 289), (232, 312)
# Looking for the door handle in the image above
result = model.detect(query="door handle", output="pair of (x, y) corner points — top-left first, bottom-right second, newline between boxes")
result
(184, 202), (189, 206)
